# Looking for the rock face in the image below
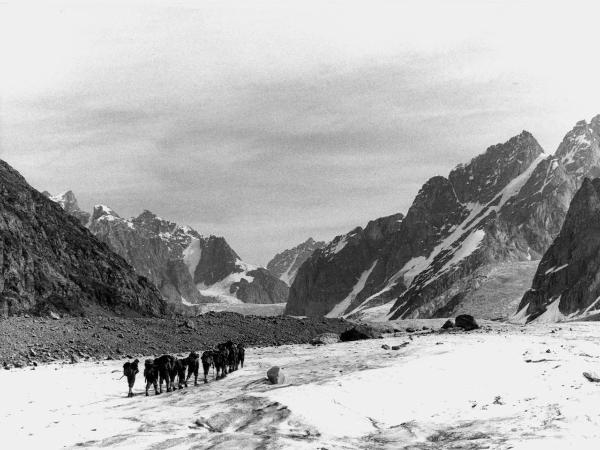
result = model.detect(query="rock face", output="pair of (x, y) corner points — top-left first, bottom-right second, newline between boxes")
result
(517, 178), (600, 323)
(286, 213), (404, 317)
(287, 116), (600, 320)
(48, 195), (288, 306)
(267, 238), (326, 285)
(0, 160), (165, 317)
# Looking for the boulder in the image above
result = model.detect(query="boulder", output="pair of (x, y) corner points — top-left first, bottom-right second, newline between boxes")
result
(267, 366), (286, 384)
(381, 344), (390, 350)
(339, 325), (380, 342)
(391, 343), (409, 350)
(310, 333), (339, 346)
(441, 319), (454, 329)
(455, 314), (479, 331)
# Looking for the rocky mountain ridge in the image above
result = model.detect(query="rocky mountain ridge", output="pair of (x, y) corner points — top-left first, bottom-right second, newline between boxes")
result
(47, 194), (289, 307)
(516, 177), (600, 323)
(287, 115), (600, 321)
(0, 160), (165, 317)
(266, 237), (326, 285)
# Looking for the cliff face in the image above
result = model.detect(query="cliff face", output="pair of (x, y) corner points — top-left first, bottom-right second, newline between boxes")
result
(267, 238), (326, 286)
(287, 116), (600, 320)
(286, 213), (404, 317)
(517, 178), (600, 322)
(0, 160), (165, 317)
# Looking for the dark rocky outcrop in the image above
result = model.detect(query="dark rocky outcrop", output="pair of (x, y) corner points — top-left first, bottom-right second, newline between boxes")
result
(0, 160), (165, 318)
(454, 314), (479, 330)
(339, 325), (380, 342)
(232, 268), (289, 304)
(518, 178), (600, 322)
(267, 238), (326, 285)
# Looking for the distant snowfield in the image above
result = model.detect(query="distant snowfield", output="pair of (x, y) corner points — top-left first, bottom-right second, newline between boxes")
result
(3, 321), (600, 449)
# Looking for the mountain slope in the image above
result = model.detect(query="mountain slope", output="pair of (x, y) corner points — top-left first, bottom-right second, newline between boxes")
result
(516, 178), (600, 323)
(288, 116), (600, 320)
(0, 160), (165, 317)
(48, 196), (289, 306)
(267, 238), (326, 285)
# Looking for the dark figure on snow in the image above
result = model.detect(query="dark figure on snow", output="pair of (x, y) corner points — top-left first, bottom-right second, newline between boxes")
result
(237, 343), (245, 369)
(154, 354), (175, 393)
(214, 345), (229, 379)
(201, 350), (214, 383)
(183, 351), (200, 386)
(143, 359), (160, 396)
(123, 359), (139, 397)
(169, 358), (188, 390)
(224, 341), (239, 372)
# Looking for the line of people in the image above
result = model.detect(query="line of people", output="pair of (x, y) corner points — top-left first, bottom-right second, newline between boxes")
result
(122, 341), (245, 397)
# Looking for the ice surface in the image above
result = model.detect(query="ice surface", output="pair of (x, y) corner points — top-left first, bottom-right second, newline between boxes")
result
(4, 322), (600, 448)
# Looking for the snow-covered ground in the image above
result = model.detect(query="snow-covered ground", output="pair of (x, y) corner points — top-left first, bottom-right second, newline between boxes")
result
(3, 321), (600, 449)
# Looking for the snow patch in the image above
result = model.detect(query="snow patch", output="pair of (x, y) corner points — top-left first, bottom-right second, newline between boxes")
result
(280, 253), (299, 286)
(182, 239), (202, 277)
(544, 264), (568, 275)
(331, 236), (348, 255)
(197, 263), (256, 304)
(511, 302), (530, 324)
(532, 297), (565, 323)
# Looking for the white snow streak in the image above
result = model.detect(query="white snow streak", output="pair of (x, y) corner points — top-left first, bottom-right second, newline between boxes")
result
(279, 253), (299, 286)
(326, 261), (377, 318)
(532, 297), (565, 323)
(182, 238), (202, 277)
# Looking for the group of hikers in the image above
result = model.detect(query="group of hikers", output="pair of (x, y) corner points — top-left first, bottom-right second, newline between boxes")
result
(121, 341), (245, 397)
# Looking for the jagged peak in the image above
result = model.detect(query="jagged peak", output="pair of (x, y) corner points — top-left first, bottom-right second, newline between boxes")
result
(451, 131), (542, 175)
(136, 209), (160, 220)
(47, 190), (81, 211)
(555, 117), (598, 162)
(91, 204), (120, 222)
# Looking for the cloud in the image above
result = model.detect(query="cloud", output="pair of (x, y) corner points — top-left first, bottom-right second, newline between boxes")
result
(2, 0), (600, 264)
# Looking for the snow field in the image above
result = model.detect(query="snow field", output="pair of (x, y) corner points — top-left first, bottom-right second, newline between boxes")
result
(3, 322), (600, 448)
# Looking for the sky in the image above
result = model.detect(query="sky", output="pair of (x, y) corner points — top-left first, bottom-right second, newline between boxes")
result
(2, 0), (600, 265)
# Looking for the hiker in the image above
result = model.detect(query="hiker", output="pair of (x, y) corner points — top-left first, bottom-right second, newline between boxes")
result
(122, 359), (139, 397)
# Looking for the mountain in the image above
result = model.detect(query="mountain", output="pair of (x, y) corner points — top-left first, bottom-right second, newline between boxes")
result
(287, 115), (600, 320)
(42, 190), (90, 226)
(266, 238), (326, 285)
(0, 160), (165, 317)
(516, 178), (600, 323)
(286, 213), (404, 317)
(47, 196), (289, 306)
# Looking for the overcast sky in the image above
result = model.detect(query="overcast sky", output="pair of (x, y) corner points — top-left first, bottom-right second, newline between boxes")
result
(2, 0), (600, 265)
